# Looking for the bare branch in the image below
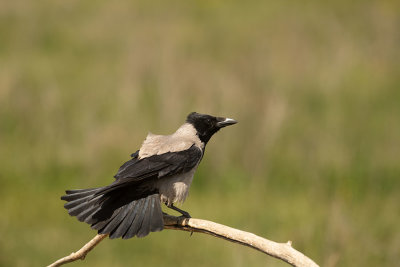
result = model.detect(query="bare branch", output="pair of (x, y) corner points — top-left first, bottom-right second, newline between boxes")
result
(47, 234), (108, 267)
(163, 215), (319, 267)
(48, 215), (319, 267)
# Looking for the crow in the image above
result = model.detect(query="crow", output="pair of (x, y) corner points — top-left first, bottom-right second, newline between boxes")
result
(61, 112), (237, 239)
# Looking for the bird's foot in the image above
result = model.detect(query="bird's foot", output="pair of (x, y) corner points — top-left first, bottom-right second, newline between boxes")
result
(166, 203), (191, 218)
(178, 211), (191, 219)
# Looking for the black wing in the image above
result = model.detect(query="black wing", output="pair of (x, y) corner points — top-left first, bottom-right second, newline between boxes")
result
(114, 144), (202, 181)
(93, 145), (202, 197)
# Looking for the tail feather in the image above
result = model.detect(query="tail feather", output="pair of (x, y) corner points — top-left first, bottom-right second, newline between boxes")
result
(115, 200), (142, 239)
(150, 197), (164, 232)
(101, 202), (132, 236)
(64, 193), (101, 210)
(61, 187), (164, 239)
(67, 195), (103, 216)
(124, 198), (147, 238)
(91, 207), (121, 231)
(127, 195), (163, 238)
(62, 188), (101, 201)
(109, 201), (136, 239)
(136, 197), (152, 238)
(77, 205), (101, 222)
(66, 188), (99, 194)
(64, 196), (91, 209)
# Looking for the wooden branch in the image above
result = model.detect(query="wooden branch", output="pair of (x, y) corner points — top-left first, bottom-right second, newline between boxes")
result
(164, 215), (318, 267)
(48, 215), (319, 267)
(47, 233), (108, 267)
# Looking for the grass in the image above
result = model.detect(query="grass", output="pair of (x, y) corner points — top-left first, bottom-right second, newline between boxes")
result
(1, 0), (399, 266)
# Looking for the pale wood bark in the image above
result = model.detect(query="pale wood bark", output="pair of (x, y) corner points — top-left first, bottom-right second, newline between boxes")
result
(47, 233), (108, 267)
(48, 215), (319, 267)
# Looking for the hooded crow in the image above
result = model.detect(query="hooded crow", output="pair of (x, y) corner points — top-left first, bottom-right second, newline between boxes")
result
(61, 112), (237, 239)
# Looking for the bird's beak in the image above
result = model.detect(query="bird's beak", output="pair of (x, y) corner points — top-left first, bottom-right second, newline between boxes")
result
(216, 117), (238, 128)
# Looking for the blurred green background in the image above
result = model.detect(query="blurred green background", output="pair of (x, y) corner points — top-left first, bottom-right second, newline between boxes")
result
(1, 0), (399, 266)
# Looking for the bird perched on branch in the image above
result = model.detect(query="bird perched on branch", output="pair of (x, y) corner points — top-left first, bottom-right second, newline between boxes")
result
(61, 112), (237, 239)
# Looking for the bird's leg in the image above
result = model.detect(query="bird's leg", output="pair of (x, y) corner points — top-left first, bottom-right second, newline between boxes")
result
(166, 203), (191, 218)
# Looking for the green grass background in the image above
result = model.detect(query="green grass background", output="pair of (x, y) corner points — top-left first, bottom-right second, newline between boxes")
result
(1, 0), (399, 266)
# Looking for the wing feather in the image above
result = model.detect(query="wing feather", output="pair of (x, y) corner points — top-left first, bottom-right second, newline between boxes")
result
(114, 145), (202, 180)
(95, 145), (202, 197)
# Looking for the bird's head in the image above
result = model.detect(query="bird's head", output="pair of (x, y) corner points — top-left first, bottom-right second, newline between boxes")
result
(186, 112), (237, 144)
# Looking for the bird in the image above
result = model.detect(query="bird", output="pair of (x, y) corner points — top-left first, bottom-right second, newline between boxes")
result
(61, 112), (237, 239)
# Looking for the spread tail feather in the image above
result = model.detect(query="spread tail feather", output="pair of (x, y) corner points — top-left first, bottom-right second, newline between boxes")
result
(61, 188), (164, 239)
